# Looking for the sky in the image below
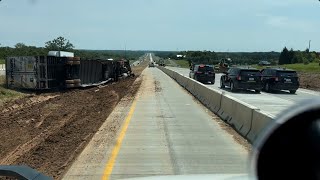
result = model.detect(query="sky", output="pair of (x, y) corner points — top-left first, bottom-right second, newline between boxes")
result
(0, 0), (319, 52)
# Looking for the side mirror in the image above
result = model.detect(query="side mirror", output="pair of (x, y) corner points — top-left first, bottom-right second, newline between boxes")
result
(252, 99), (320, 180)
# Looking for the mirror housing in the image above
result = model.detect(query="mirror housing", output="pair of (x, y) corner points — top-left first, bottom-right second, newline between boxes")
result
(252, 99), (320, 180)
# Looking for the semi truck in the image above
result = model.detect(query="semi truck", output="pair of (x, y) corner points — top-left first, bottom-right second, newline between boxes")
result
(5, 51), (133, 90)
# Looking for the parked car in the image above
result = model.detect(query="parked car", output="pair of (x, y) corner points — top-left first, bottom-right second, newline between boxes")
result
(189, 64), (215, 84)
(261, 68), (299, 94)
(258, 60), (271, 66)
(220, 67), (263, 93)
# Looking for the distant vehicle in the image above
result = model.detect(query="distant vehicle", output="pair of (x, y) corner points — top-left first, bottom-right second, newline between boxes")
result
(215, 58), (232, 73)
(189, 64), (215, 84)
(261, 68), (299, 94)
(158, 59), (166, 67)
(220, 67), (263, 93)
(149, 61), (155, 67)
(259, 61), (271, 66)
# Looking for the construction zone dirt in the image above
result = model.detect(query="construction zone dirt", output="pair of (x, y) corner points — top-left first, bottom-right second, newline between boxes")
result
(0, 64), (147, 179)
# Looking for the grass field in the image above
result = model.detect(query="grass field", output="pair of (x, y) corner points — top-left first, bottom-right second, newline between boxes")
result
(0, 76), (24, 104)
(253, 63), (320, 73)
(174, 59), (189, 68)
(0, 59), (5, 64)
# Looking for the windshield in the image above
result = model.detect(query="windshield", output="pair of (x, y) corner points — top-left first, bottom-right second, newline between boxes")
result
(0, 1), (319, 180)
(198, 66), (214, 72)
(240, 70), (261, 76)
(277, 70), (298, 77)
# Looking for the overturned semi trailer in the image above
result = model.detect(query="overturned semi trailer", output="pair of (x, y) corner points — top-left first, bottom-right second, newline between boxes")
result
(5, 56), (117, 90)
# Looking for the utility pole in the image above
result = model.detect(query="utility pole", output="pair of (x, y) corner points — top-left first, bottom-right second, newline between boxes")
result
(309, 40), (311, 51)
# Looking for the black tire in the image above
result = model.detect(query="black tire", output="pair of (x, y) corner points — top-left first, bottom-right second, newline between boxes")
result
(65, 79), (81, 84)
(66, 61), (73, 65)
(67, 57), (81, 61)
(220, 78), (225, 88)
(73, 61), (80, 65)
(230, 81), (236, 92)
(265, 82), (270, 92)
(255, 90), (261, 93)
(65, 80), (74, 84)
(74, 83), (81, 87)
(66, 84), (75, 88)
(290, 90), (296, 94)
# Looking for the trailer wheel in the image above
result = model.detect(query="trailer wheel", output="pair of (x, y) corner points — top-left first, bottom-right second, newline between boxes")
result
(66, 84), (75, 88)
(66, 61), (73, 65)
(67, 57), (81, 61)
(74, 83), (81, 87)
(66, 79), (81, 84)
(73, 79), (81, 83)
(73, 61), (80, 65)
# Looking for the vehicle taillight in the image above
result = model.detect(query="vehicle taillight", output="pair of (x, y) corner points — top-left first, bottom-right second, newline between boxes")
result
(237, 75), (241, 80)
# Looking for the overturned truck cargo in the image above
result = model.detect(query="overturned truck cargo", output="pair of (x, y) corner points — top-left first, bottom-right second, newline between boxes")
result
(5, 56), (133, 90)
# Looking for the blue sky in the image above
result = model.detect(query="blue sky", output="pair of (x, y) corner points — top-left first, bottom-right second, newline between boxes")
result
(0, 0), (319, 51)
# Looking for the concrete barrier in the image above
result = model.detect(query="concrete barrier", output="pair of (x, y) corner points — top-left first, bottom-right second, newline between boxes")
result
(217, 94), (258, 137)
(246, 110), (274, 143)
(205, 88), (222, 113)
(176, 73), (188, 88)
(157, 67), (274, 143)
(185, 78), (196, 94)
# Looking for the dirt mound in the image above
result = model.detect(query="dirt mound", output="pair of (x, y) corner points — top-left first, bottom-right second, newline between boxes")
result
(0, 64), (146, 179)
(298, 72), (320, 91)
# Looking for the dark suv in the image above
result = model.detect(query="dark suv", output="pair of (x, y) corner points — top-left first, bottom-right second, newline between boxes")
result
(220, 67), (263, 93)
(261, 68), (299, 94)
(189, 64), (215, 84)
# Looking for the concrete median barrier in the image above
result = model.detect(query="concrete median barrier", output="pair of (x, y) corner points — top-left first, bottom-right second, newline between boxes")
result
(185, 78), (196, 94)
(157, 67), (275, 143)
(246, 110), (274, 143)
(218, 94), (258, 137)
(205, 88), (222, 113)
(175, 73), (188, 88)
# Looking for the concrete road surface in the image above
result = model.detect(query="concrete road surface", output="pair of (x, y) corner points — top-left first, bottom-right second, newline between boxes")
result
(64, 65), (248, 179)
(168, 67), (320, 116)
(110, 68), (248, 179)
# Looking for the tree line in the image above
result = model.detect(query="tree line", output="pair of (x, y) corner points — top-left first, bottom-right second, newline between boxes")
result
(155, 47), (320, 66)
(0, 36), (144, 61)
(155, 51), (280, 66)
(279, 47), (319, 65)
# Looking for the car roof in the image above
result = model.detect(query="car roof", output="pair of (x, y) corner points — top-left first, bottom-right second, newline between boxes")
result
(230, 67), (258, 70)
(263, 67), (296, 72)
(195, 64), (213, 67)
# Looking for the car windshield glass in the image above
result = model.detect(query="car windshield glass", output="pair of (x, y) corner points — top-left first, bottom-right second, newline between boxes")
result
(240, 70), (260, 76)
(277, 71), (297, 77)
(198, 66), (214, 72)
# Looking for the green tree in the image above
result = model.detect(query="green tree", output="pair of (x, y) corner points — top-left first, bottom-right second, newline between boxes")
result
(279, 47), (289, 65)
(45, 36), (74, 51)
(14, 43), (27, 49)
